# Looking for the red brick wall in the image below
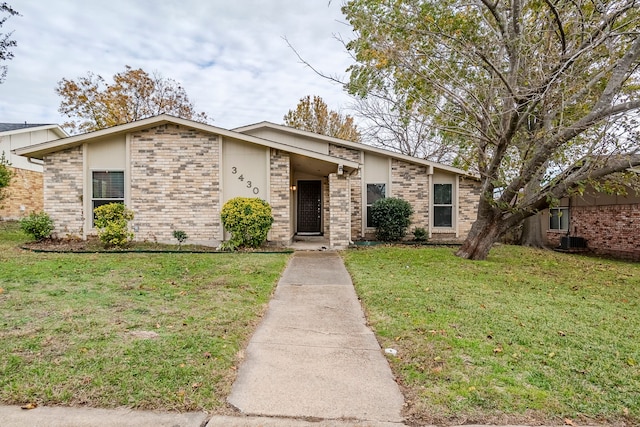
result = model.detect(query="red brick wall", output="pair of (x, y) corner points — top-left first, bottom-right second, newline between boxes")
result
(570, 204), (640, 261)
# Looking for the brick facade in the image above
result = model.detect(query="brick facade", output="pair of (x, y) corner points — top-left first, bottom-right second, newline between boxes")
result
(548, 204), (640, 261)
(130, 125), (220, 244)
(44, 146), (84, 238)
(269, 150), (291, 244)
(328, 173), (351, 248)
(329, 144), (362, 239)
(391, 159), (429, 237)
(458, 176), (482, 238)
(0, 167), (43, 219)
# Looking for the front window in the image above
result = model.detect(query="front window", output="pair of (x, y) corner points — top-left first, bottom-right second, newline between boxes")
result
(92, 171), (124, 225)
(549, 207), (569, 231)
(433, 183), (453, 227)
(366, 183), (386, 227)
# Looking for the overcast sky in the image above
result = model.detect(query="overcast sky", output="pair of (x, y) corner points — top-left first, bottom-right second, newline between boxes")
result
(0, 1), (356, 130)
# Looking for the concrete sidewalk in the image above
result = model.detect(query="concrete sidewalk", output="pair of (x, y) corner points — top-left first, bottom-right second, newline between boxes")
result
(227, 251), (406, 424)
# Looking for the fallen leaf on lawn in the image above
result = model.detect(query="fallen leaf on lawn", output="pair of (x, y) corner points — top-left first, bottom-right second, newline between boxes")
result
(627, 358), (636, 366)
(192, 382), (202, 389)
(558, 331), (566, 337)
(203, 352), (212, 358)
(548, 352), (556, 358)
(0, 287), (4, 294)
(493, 347), (503, 354)
(623, 407), (629, 416)
(564, 418), (575, 426)
(21, 403), (38, 410)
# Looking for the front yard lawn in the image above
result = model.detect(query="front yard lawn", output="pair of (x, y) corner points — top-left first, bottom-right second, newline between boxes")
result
(0, 221), (289, 411)
(344, 245), (640, 426)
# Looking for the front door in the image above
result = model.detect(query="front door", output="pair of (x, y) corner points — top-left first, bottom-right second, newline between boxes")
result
(297, 180), (322, 234)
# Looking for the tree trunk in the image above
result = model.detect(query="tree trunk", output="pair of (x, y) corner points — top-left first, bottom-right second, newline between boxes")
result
(455, 215), (507, 260)
(520, 215), (546, 248)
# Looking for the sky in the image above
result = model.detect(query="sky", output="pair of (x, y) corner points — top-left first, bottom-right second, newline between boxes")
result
(0, 1), (356, 130)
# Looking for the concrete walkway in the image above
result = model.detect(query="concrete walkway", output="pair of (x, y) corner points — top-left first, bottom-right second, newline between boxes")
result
(227, 251), (406, 423)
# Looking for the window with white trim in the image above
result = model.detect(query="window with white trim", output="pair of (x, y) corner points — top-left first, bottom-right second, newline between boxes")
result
(366, 183), (386, 227)
(92, 171), (124, 225)
(549, 207), (569, 231)
(433, 183), (453, 227)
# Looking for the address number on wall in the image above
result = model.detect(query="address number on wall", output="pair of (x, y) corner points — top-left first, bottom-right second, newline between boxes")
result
(231, 166), (260, 194)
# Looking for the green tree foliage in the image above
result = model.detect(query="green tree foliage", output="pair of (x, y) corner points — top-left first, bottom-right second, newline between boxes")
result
(343, 0), (640, 259)
(56, 65), (210, 134)
(0, 2), (18, 83)
(19, 211), (54, 240)
(221, 197), (274, 250)
(371, 197), (413, 241)
(93, 203), (134, 247)
(284, 95), (361, 142)
(0, 151), (13, 203)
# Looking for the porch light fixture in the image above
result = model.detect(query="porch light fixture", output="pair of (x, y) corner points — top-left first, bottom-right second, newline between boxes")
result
(290, 185), (297, 191)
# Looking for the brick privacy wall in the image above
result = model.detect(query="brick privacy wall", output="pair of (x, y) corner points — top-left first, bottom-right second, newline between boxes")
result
(269, 150), (291, 244)
(458, 177), (482, 238)
(130, 125), (220, 244)
(44, 146), (84, 237)
(329, 144), (362, 238)
(0, 167), (43, 219)
(566, 204), (640, 260)
(391, 159), (428, 238)
(328, 173), (351, 249)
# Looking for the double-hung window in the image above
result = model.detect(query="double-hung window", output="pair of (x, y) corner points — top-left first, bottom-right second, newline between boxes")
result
(366, 183), (386, 227)
(433, 183), (453, 227)
(92, 171), (124, 224)
(549, 207), (569, 231)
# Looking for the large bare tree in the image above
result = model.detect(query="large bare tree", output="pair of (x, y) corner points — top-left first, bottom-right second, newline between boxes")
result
(343, 0), (640, 260)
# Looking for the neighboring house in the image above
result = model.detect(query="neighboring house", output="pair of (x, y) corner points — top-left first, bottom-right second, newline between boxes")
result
(540, 183), (640, 261)
(14, 115), (480, 249)
(0, 123), (68, 219)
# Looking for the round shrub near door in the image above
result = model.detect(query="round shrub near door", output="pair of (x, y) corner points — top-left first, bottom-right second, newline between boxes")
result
(370, 197), (413, 242)
(221, 197), (274, 249)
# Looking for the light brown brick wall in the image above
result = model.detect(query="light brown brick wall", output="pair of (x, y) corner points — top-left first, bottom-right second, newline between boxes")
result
(328, 173), (351, 249)
(458, 176), (482, 238)
(0, 167), (43, 219)
(44, 146), (84, 238)
(269, 149), (291, 244)
(329, 144), (362, 238)
(548, 204), (640, 261)
(130, 124), (220, 244)
(391, 159), (429, 238)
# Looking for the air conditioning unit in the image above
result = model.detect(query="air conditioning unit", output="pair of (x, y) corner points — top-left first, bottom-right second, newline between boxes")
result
(560, 236), (587, 250)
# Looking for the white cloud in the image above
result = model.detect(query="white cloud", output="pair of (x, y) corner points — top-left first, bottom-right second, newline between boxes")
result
(0, 0), (355, 129)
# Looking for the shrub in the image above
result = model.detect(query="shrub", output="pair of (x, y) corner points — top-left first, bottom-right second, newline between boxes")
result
(413, 227), (428, 241)
(93, 203), (134, 247)
(173, 229), (188, 248)
(20, 211), (54, 240)
(371, 197), (413, 241)
(221, 197), (273, 249)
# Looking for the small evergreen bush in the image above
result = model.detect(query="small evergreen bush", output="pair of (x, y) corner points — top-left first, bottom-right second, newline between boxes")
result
(371, 197), (413, 241)
(20, 211), (54, 240)
(94, 203), (134, 247)
(413, 227), (428, 241)
(221, 197), (273, 250)
(173, 229), (188, 248)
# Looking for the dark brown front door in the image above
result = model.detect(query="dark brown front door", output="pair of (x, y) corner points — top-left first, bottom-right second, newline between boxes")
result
(297, 180), (322, 234)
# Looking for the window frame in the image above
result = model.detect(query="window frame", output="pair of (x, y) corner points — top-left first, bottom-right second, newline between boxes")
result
(433, 182), (453, 228)
(366, 183), (386, 228)
(91, 170), (125, 227)
(548, 207), (569, 231)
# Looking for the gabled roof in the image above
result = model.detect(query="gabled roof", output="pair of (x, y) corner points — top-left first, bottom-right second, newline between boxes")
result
(234, 121), (476, 178)
(0, 123), (68, 138)
(12, 115), (359, 170)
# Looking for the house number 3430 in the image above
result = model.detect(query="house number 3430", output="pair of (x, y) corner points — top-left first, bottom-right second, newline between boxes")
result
(231, 167), (260, 194)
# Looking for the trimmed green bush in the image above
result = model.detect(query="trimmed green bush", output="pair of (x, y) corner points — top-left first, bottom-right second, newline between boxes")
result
(94, 203), (134, 247)
(413, 227), (428, 241)
(221, 197), (273, 249)
(371, 197), (413, 241)
(173, 229), (188, 248)
(19, 211), (54, 240)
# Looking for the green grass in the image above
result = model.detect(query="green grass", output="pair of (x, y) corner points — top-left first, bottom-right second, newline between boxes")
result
(344, 245), (640, 425)
(0, 221), (289, 411)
